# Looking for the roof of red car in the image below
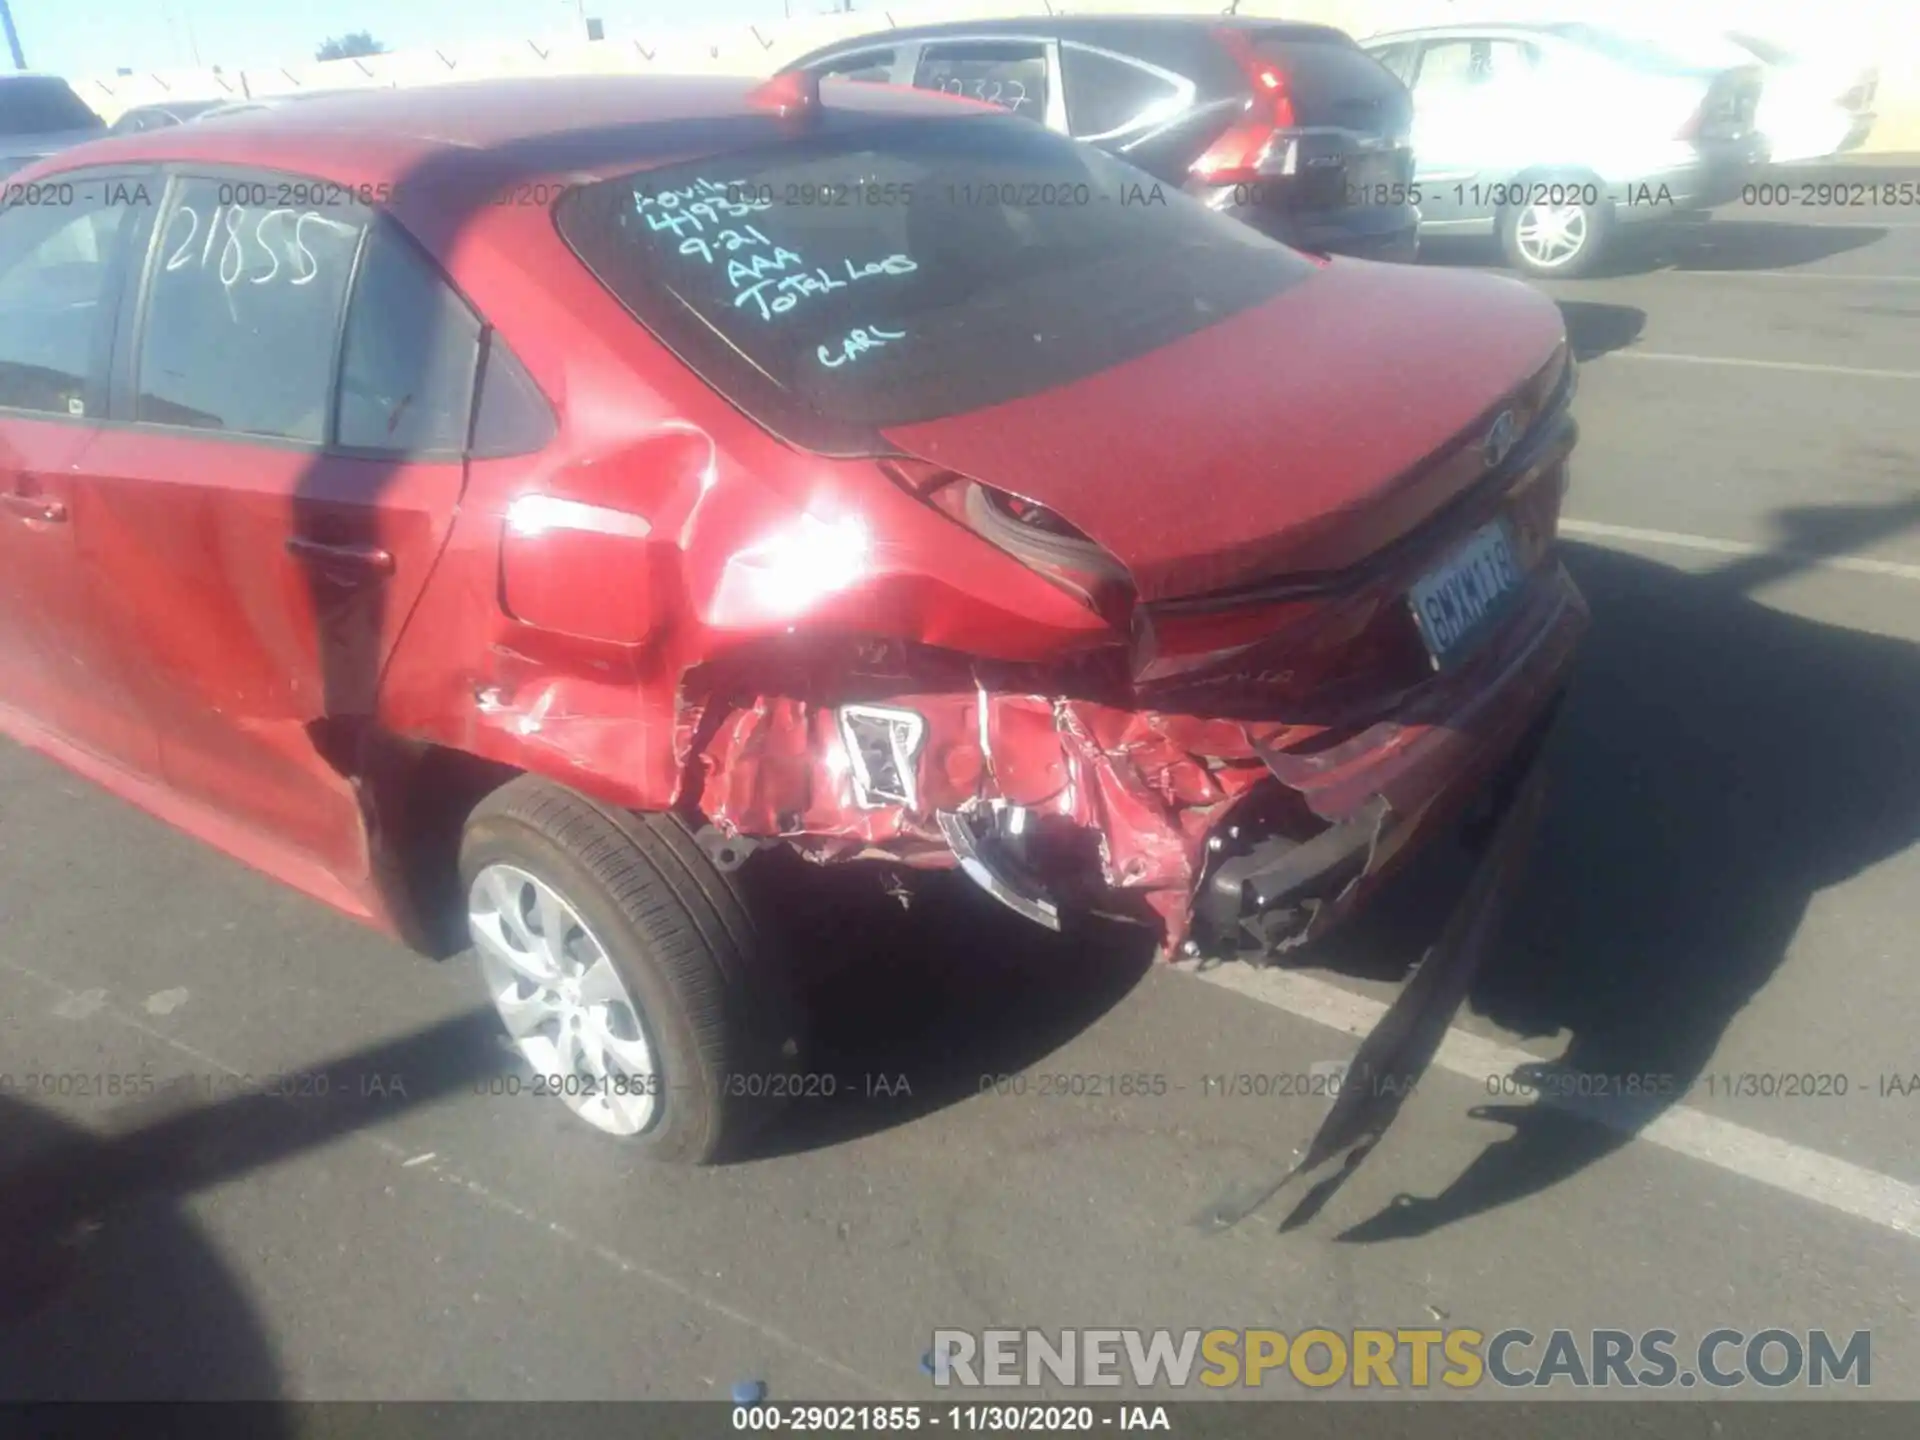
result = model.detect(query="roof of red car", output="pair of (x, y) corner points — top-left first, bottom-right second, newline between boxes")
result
(63, 74), (975, 175)
(21, 73), (1001, 261)
(33, 74), (991, 231)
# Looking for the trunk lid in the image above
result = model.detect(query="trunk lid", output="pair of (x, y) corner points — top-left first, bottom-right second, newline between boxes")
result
(880, 261), (1568, 603)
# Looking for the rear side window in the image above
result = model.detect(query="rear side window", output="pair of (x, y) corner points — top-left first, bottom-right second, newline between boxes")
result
(817, 51), (897, 85)
(1061, 45), (1185, 139)
(336, 221), (481, 455)
(0, 77), (104, 136)
(136, 177), (368, 441)
(554, 112), (1314, 452)
(0, 187), (138, 416)
(1413, 39), (1537, 97)
(912, 41), (1049, 117)
(471, 333), (556, 458)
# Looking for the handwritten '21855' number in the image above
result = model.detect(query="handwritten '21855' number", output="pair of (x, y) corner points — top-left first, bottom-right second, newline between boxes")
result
(161, 203), (358, 289)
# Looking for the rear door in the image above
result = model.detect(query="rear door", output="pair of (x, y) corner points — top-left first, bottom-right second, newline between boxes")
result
(81, 169), (478, 879)
(0, 170), (159, 769)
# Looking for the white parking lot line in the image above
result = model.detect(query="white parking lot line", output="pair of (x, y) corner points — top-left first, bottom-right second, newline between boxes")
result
(1661, 271), (1920, 283)
(1735, 220), (1920, 231)
(1558, 518), (1920, 583)
(1610, 352), (1920, 382)
(1197, 965), (1920, 1241)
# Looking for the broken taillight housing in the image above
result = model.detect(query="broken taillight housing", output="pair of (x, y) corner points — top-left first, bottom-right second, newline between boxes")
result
(837, 704), (926, 809)
(879, 458), (1134, 624)
(1189, 27), (1300, 185)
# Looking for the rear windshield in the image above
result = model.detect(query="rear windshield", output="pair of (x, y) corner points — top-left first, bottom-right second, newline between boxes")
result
(0, 77), (104, 136)
(555, 110), (1315, 454)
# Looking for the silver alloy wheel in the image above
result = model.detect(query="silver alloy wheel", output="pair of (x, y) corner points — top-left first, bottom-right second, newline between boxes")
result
(468, 862), (662, 1136)
(1513, 201), (1590, 269)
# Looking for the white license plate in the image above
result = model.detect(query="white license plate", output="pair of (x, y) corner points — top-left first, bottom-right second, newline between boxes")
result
(1408, 520), (1523, 665)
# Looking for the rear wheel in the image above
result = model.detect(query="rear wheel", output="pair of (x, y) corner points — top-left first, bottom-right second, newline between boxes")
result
(1499, 194), (1613, 279)
(459, 777), (799, 1164)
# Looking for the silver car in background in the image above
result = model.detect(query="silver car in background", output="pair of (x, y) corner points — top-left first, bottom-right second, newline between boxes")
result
(1363, 22), (1768, 277)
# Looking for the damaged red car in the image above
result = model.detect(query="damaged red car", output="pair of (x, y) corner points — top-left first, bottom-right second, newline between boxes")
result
(0, 74), (1584, 1162)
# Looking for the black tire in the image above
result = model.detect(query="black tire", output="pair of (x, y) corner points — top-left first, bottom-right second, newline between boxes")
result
(1499, 192), (1614, 280)
(458, 776), (801, 1164)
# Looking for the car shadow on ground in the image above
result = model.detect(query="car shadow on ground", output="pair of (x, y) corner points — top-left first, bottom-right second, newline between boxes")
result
(0, 1093), (287, 1407)
(1554, 300), (1646, 361)
(0, 1010), (510, 1399)
(1418, 219), (1887, 278)
(1639, 220), (1891, 273)
(742, 856), (1158, 1158)
(1315, 497), (1920, 1241)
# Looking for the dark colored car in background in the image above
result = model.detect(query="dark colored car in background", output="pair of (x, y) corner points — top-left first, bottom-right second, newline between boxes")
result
(780, 15), (1420, 262)
(0, 73), (105, 177)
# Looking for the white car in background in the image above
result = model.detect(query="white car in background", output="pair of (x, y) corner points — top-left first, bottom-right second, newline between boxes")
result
(1363, 21), (1769, 279)
(1726, 31), (1877, 163)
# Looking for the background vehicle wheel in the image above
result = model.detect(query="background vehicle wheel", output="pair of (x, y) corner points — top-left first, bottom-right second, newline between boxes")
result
(1500, 195), (1613, 279)
(459, 777), (800, 1164)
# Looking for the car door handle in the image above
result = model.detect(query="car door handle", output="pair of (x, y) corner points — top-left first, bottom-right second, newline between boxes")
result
(286, 536), (395, 577)
(1, 493), (67, 524)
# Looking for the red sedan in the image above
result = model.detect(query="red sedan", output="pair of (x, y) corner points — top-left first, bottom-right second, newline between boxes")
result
(0, 74), (1585, 1162)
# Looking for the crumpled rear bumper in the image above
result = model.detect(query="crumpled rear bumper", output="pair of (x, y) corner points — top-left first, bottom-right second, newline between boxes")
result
(682, 559), (1587, 955)
(1190, 560), (1584, 955)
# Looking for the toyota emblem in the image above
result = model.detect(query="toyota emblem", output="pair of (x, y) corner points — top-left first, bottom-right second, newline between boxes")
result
(1483, 410), (1518, 470)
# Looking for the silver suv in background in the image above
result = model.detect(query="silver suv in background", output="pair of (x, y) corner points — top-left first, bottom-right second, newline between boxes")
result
(1364, 22), (1768, 277)
(0, 73), (105, 177)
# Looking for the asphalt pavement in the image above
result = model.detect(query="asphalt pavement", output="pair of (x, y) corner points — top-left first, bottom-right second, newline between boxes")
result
(2, 182), (1918, 1408)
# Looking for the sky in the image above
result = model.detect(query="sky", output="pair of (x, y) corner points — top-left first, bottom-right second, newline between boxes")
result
(13, 0), (861, 79)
